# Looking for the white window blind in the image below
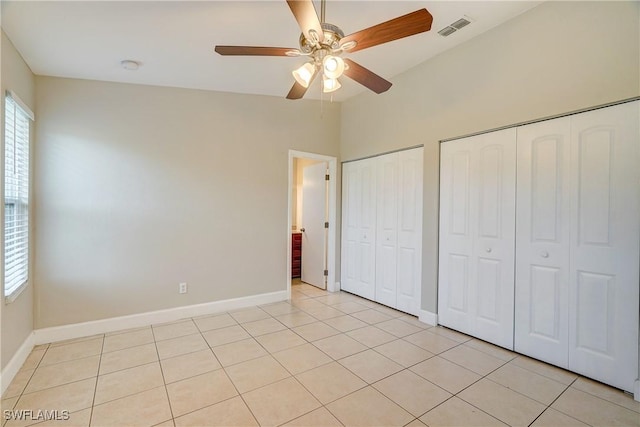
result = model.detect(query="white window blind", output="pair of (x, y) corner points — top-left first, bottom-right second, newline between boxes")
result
(4, 92), (32, 297)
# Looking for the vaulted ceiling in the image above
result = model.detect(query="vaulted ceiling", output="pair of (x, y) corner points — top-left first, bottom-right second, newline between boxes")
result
(1, 1), (541, 101)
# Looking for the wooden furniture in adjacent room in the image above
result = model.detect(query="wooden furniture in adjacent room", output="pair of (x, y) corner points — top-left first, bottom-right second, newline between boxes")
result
(291, 232), (302, 278)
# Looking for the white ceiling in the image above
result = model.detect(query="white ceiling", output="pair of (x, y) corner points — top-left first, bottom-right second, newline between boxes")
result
(1, 1), (541, 102)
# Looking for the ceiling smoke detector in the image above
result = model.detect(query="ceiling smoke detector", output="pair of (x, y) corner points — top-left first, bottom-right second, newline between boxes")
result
(438, 16), (472, 37)
(121, 60), (140, 70)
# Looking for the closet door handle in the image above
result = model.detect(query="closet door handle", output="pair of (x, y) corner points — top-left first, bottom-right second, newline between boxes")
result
(541, 251), (549, 258)
(485, 247), (492, 253)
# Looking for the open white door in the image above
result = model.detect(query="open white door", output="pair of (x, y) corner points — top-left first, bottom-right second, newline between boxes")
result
(301, 162), (327, 289)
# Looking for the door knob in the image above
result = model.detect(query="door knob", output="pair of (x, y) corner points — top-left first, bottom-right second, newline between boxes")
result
(541, 251), (549, 258)
(486, 247), (492, 253)
(300, 228), (305, 232)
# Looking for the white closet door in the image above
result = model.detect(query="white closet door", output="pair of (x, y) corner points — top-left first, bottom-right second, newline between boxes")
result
(341, 159), (376, 300)
(515, 117), (571, 368)
(375, 152), (399, 308)
(439, 138), (474, 333)
(473, 129), (517, 348)
(341, 161), (358, 294)
(568, 101), (639, 392)
(439, 129), (516, 349)
(396, 147), (423, 315)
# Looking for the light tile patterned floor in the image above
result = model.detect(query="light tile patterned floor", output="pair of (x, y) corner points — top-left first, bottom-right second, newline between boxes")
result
(2, 281), (639, 427)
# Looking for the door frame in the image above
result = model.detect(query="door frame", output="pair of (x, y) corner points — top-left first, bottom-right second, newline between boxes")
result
(287, 150), (338, 296)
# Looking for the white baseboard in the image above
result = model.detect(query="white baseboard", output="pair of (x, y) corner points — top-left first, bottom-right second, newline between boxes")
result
(33, 290), (288, 345)
(419, 309), (438, 326)
(1, 290), (287, 396)
(328, 281), (340, 293)
(634, 379), (639, 402)
(1, 333), (34, 395)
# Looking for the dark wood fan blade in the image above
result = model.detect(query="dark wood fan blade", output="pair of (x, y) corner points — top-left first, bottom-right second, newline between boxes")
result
(343, 59), (392, 94)
(340, 9), (433, 53)
(215, 46), (297, 56)
(287, 0), (324, 43)
(286, 67), (319, 100)
(286, 82), (309, 100)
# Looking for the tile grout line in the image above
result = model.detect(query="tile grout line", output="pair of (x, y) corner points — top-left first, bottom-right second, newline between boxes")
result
(221, 290), (352, 426)
(2, 344), (53, 427)
(150, 324), (177, 426)
(286, 296), (420, 421)
(527, 376), (595, 427)
(226, 295), (359, 425)
(567, 382), (640, 415)
(440, 340), (585, 427)
(6, 343), (49, 402)
(276, 294), (351, 426)
(87, 334), (106, 427)
(408, 339), (515, 426)
(195, 312), (261, 426)
(211, 314), (275, 427)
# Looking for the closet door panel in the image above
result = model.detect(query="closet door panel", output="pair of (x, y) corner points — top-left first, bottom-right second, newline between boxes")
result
(375, 153), (399, 308)
(357, 159), (377, 300)
(515, 117), (571, 368)
(341, 159), (377, 300)
(439, 140), (474, 333)
(472, 129), (516, 349)
(341, 162), (360, 294)
(396, 147), (423, 315)
(569, 101), (639, 392)
(439, 130), (515, 348)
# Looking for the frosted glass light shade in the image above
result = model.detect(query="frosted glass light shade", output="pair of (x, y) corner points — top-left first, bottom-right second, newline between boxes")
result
(323, 55), (345, 79)
(323, 76), (341, 93)
(292, 63), (315, 88)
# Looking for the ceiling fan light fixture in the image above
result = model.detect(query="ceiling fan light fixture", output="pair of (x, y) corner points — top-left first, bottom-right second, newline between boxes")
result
(292, 62), (315, 88)
(323, 76), (341, 93)
(322, 55), (345, 79)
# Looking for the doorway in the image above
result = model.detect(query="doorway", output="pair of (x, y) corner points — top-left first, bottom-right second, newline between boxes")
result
(287, 151), (338, 297)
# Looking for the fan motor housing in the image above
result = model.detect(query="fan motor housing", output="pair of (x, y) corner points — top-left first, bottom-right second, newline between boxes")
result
(299, 22), (344, 53)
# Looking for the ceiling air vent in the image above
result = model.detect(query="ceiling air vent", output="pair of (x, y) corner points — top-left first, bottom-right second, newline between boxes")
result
(451, 18), (471, 30)
(438, 26), (457, 37)
(438, 16), (472, 37)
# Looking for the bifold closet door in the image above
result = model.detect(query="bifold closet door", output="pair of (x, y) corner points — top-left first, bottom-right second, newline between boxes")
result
(395, 148), (423, 315)
(568, 101), (639, 392)
(375, 148), (423, 314)
(341, 159), (376, 300)
(375, 152), (399, 308)
(515, 117), (571, 368)
(516, 101), (639, 392)
(438, 129), (516, 349)
(343, 147), (423, 314)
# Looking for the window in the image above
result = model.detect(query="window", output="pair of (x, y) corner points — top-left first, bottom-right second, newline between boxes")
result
(4, 91), (33, 299)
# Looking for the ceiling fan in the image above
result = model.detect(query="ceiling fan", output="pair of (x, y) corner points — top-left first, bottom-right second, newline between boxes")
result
(214, 0), (433, 100)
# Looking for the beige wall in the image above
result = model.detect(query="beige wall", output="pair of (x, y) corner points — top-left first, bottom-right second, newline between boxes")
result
(1, 31), (36, 369)
(34, 77), (340, 328)
(340, 1), (640, 313)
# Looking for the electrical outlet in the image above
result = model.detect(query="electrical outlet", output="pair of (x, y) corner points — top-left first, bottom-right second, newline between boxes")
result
(179, 282), (188, 294)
